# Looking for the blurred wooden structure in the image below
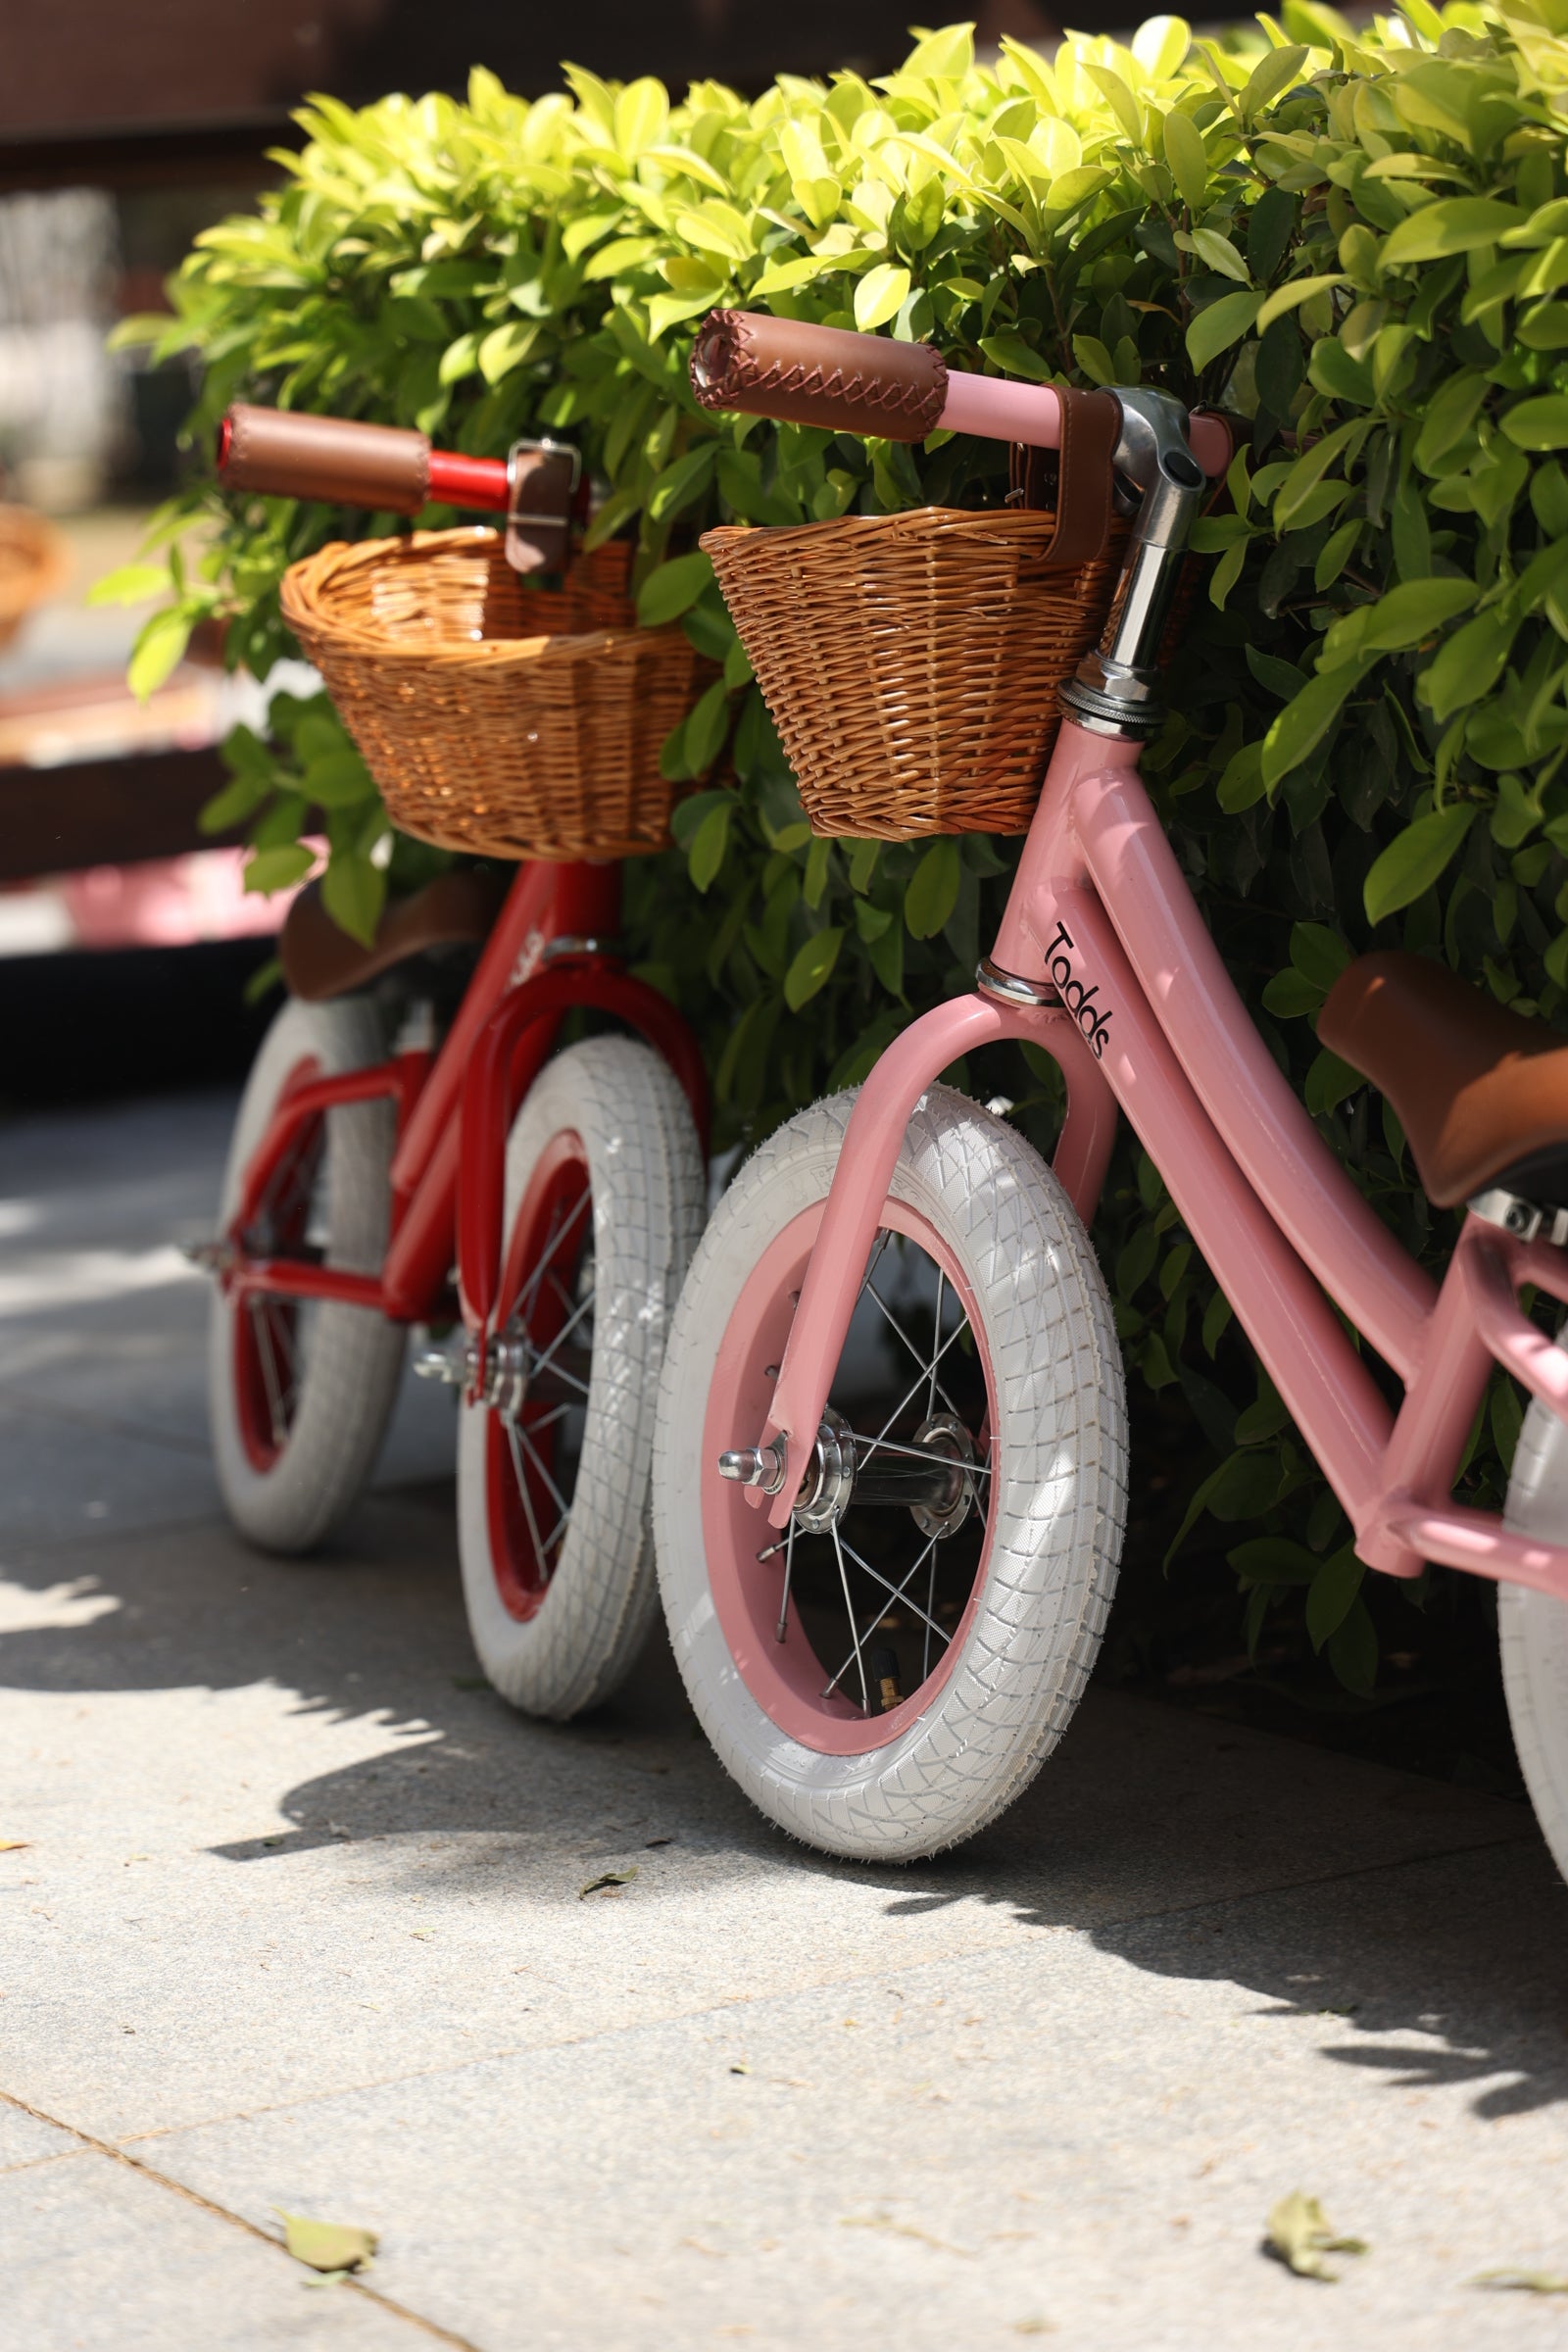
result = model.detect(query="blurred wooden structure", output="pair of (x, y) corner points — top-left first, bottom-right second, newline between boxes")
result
(0, 1), (1073, 188)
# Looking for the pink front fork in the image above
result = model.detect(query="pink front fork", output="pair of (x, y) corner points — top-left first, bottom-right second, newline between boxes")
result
(760, 995), (1116, 1526)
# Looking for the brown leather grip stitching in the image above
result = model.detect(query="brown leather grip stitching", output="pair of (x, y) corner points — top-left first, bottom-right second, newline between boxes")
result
(691, 311), (948, 442)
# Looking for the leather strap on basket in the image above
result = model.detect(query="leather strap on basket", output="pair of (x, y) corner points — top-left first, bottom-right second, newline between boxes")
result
(505, 442), (578, 576)
(1006, 385), (1119, 567)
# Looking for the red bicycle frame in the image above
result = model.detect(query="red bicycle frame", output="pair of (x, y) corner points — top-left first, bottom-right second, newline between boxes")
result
(222, 857), (708, 1363)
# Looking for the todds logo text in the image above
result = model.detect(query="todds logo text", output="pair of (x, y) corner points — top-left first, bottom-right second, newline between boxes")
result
(1044, 922), (1112, 1058)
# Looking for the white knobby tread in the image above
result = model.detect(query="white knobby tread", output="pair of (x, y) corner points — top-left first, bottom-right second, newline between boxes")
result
(209, 996), (406, 1555)
(1501, 1395), (1568, 1883)
(654, 1085), (1128, 1860)
(458, 1036), (705, 1719)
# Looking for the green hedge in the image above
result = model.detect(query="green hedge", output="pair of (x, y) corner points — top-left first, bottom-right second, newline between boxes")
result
(107, 2), (1568, 1693)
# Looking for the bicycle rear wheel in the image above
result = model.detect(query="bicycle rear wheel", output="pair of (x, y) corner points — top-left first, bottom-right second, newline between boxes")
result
(654, 1086), (1128, 1859)
(209, 995), (406, 1554)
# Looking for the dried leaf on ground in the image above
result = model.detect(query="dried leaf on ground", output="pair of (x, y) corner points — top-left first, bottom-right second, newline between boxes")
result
(273, 2208), (378, 2278)
(841, 2210), (974, 2259)
(1474, 2269), (1568, 2294)
(579, 1867), (638, 1897)
(1265, 2191), (1368, 2281)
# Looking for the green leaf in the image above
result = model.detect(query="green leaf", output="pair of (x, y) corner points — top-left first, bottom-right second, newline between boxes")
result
(1357, 576), (1476, 652)
(636, 552), (714, 627)
(1363, 804), (1477, 926)
(126, 608), (191, 702)
(1305, 1544), (1364, 1650)
(1420, 608), (1518, 723)
(905, 839), (961, 938)
(1162, 109), (1209, 214)
(1501, 395), (1568, 451)
(783, 925), (843, 1010)
(1382, 197), (1524, 267)
(684, 677), (731, 775)
(1290, 920), (1351, 991)
(1261, 657), (1373, 789)
(1228, 1537), (1318, 1587)
(319, 852), (386, 947)
(688, 799), (731, 890)
(1186, 290), (1262, 371)
(243, 844), (316, 896)
(86, 562), (169, 608)
(977, 332), (1053, 382)
(1254, 273), (1346, 334)
(303, 749), (376, 808)
(1163, 1446), (1287, 1570)
(854, 266), (911, 332)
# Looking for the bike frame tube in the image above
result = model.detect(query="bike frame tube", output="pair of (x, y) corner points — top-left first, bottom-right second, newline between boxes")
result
(221, 854), (705, 1334)
(759, 716), (1568, 1597)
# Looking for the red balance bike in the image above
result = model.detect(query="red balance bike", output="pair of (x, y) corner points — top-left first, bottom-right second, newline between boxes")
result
(197, 410), (707, 1719)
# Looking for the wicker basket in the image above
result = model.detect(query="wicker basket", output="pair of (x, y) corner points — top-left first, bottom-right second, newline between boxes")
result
(702, 506), (1133, 840)
(0, 505), (70, 652)
(280, 528), (712, 860)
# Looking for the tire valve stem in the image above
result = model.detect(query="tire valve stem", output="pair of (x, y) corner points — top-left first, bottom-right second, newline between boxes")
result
(869, 1643), (903, 1714)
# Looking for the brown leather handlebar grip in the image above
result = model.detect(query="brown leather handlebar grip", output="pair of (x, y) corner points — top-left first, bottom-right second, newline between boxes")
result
(218, 404), (430, 514)
(690, 311), (948, 443)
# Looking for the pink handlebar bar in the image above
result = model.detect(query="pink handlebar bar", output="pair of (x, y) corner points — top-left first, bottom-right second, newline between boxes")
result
(690, 310), (1230, 478)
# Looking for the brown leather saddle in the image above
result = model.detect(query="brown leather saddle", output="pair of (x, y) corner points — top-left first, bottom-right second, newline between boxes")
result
(279, 869), (507, 1003)
(1320, 951), (1568, 1209)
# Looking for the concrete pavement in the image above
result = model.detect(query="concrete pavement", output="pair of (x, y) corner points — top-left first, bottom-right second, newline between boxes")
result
(2, 1089), (1567, 2350)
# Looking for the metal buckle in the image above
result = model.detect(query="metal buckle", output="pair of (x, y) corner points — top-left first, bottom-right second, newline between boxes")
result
(1468, 1186), (1568, 1248)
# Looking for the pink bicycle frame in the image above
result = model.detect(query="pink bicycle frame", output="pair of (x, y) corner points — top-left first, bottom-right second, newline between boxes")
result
(753, 715), (1568, 1601)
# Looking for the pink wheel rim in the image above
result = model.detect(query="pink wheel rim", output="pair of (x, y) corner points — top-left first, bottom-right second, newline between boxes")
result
(701, 1197), (998, 1757)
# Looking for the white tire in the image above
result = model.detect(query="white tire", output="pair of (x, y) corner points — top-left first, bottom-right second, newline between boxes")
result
(653, 1086), (1128, 1860)
(1501, 1394), (1568, 1880)
(458, 1037), (704, 1719)
(209, 995), (406, 1553)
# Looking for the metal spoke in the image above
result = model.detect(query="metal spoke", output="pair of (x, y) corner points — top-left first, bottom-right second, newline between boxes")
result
(528, 1283), (596, 1384)
(926, 1269), (946, 1419)
(826, 1523), (870, 1710)
(251, 1303), (288, 1447)
(822, 1531), (943, 1702)
(838, 1533), (949, 1648)
(923, 1541), (938, 1681)
(505, 1417), (552, 1572)
(850, 1432), (990, 1482)
(514, 1185), (591, 1325)
(517, 1425), (571, 1530)
(774, 1515), (796, 1643)
(521, 1400), (573, 1439)
(859, 1307), (971, 1460)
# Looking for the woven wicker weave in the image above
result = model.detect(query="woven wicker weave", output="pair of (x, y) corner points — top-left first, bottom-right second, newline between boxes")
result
(702, 506), (1133, 840)
(0, 505), (70, 652)
(280, 527), (711, 860)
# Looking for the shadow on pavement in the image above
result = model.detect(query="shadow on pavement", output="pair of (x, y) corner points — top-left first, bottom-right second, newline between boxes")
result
(1, 1471), (1562, 2129)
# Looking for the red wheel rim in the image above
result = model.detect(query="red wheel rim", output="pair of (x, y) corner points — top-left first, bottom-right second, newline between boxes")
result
(702, 1200), (998, 1757)
(232, 1058), (323, 1473)
(484, 1130), (592, 1622)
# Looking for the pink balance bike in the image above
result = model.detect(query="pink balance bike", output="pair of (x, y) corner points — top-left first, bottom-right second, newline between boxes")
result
(197, 409), (707, 1718)
(654, 310), (1568, 1866)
